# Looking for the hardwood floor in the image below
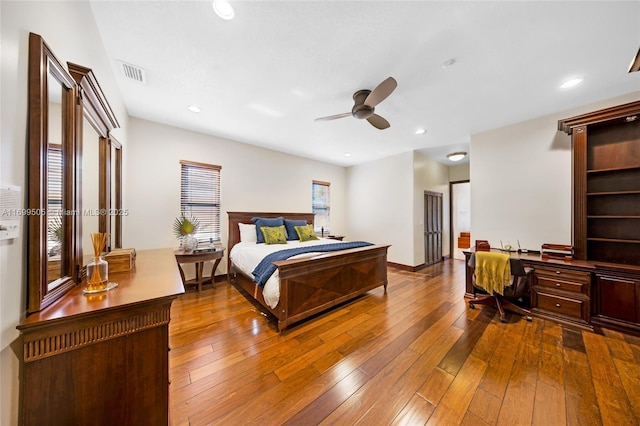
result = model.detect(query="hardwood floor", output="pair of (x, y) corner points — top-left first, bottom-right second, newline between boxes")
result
(169, 259), (640, 426)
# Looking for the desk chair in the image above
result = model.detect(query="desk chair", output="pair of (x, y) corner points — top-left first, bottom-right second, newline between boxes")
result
(468, 252), (534, 323)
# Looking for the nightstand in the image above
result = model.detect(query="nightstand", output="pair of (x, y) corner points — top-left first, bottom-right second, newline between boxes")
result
(174, 248), (225, 292)
(326, 235), (345, 241)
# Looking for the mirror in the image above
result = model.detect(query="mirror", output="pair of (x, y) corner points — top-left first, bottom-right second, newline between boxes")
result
(67, 62), (120, 265)
(81, 116), (101, 261)
(111, 138), (123, 250)
(27, 33), (78, 313)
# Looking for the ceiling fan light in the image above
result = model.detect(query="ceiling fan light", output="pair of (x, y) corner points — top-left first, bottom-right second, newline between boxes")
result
(213, 0), (234, 20)
(447, 152), (467, 162)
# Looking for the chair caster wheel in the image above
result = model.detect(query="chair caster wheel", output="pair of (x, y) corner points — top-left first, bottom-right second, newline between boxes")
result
(500, 317), (508, 323)
(469, 303), (475, 309)
(526, 316), (533, 322)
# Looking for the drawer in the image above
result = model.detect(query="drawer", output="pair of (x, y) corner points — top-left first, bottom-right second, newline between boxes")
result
(536, 277), (587, 294)
(534, 265), (591, 283)
(536, 292), (584, 319)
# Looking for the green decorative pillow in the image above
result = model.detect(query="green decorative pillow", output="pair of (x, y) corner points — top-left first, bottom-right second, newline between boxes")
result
(294, 225), (319, 242)
(260, 225), (288, 245)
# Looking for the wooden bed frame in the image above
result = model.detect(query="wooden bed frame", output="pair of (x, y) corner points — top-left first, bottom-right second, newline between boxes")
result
(227, 212), (390, 331)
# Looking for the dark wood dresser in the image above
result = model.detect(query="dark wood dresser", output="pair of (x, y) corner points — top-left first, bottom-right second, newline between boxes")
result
(17, 248), (184, 425)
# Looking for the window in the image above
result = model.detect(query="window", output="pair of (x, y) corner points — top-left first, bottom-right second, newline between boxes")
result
(180, 160), (221, 243)
(312, 180), (330, 233)
(47, 145), (63, 256)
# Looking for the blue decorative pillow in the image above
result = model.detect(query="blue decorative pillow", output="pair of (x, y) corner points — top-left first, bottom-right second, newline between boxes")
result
(284, 219), (308, 240)
(251, 216), (284, 244)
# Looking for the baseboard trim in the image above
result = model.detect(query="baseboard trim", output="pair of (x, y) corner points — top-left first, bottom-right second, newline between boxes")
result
(388, 256), (450, 272)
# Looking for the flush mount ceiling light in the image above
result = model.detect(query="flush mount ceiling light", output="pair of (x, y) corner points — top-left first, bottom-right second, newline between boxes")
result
(415, 128), (426, 135)
(560, 78), (583, 89)
(213, 0), (234, 20)
(447, 152), (467, 162)
(187, 105), (201, 113)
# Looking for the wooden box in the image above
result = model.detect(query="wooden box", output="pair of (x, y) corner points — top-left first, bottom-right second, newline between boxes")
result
(105, 248), (136, 273)
(457, 232), (470, 249)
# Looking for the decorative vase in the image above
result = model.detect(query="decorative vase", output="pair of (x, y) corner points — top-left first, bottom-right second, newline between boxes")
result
(183, 234), (198, 252)
(86, 255), (108, 291)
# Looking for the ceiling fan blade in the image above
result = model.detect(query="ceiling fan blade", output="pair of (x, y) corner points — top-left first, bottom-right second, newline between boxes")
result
(364, 77), (397, 107)
(314, 112), (352, 122)
(367, 114), (390, 130)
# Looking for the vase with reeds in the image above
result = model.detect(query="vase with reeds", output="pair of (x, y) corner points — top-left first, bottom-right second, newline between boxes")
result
(86, 232), (109, 292)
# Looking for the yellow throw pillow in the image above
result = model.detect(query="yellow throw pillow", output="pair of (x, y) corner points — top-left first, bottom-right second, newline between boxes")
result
(294, 225), (319, 242)
(260, 225), (288, 244)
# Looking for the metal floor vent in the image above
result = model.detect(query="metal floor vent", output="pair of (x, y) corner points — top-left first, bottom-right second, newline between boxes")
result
(119, 61), (146, 84)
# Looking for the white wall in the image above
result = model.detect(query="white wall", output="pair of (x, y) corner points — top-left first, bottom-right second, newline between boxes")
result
(346, 152), (414, 266)
(0, 2), (128, 425)
(413, 152), (451, 264)
(449, 163), (470, 182)
(470, 91), (640, 252)
(125, 117), (347, 272)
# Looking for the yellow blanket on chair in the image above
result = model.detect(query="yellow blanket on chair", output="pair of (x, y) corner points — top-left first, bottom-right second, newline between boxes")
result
(475, 251), (511, 295)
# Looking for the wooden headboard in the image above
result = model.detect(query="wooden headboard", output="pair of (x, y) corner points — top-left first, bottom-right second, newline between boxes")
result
(226, 212), (315, 254)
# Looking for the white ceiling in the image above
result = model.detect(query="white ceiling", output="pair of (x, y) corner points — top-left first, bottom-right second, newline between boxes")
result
(88, 1), (640, 167)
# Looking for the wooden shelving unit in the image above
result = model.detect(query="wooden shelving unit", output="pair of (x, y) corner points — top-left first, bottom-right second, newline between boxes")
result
(559, 100), (640, 334)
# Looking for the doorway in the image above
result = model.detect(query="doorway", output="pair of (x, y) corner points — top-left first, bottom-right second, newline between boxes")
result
(424, 191), (443, 266)
(450, 181), (470, 260)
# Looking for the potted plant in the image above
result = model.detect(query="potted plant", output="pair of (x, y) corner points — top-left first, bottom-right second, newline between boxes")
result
(173, 214), (200, 251)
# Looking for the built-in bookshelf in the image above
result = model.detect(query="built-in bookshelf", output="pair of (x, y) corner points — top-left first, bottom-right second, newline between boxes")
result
(585, 118), (640, 264)
(559, 101), (640, 335)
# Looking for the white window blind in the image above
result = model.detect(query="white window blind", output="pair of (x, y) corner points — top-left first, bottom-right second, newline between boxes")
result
(312, 180), (330, 233)
(180, 160), (221, 243)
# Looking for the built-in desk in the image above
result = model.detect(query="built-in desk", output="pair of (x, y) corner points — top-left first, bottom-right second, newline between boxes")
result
(464, 249), (640, 335)
(464, 249), (597, 330)
(17, 248), (185, 426)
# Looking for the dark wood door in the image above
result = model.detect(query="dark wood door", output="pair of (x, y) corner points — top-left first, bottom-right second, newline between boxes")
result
(424, 191), (443, 266)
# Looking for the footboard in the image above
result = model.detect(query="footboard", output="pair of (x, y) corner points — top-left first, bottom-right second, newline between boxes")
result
(228, 244), (389, 331)
(273, 244), (389, 330)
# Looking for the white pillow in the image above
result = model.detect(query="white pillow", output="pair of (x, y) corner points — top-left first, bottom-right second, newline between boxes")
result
(239, 223), (257, 243)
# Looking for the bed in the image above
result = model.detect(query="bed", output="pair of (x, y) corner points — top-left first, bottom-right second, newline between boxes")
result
(227, 212), (390, 331)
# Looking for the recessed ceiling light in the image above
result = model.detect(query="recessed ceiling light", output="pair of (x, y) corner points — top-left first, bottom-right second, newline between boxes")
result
(560, 78), (583, 89)
(187, 105), (201, 113)
(212, 0), (234, 20)
(415, 128), (426, 135)
(441, 58), (456, 68)
(447, 152), (467, 162)
(344, 152), (352, 157)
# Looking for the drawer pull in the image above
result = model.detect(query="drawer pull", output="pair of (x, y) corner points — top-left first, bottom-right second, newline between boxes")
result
(555, 271), (561, 274)
(556, 283), (561, 287)
(555, 303), (561, 308)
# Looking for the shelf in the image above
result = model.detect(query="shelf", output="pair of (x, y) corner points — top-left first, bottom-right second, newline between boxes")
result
(587, 165), (640, 174)
(587, 190), (640, 196)
(587, 238), (640, 244)
(587, 215), (640, 219)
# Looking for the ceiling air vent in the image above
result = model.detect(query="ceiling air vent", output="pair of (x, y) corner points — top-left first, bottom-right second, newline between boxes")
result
(119, 61), (146, 84)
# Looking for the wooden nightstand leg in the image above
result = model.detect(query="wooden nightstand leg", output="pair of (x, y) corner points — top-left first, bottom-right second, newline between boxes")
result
(210, 258), (222, 289)
(196, 262), (204, 293)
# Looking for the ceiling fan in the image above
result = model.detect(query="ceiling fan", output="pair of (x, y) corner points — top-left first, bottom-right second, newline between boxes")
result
(315, 77), (397, 130)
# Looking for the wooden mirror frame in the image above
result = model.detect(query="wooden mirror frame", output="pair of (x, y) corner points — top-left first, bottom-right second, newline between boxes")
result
(27, 33), (79, 313)
(67, 62), (120, 258)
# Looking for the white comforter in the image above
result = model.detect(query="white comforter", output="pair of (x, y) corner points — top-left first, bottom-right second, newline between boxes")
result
(230, 238), (343, 309)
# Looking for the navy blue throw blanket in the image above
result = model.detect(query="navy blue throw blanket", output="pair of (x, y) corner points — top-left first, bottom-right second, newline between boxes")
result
(252, 241), (373, 287)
